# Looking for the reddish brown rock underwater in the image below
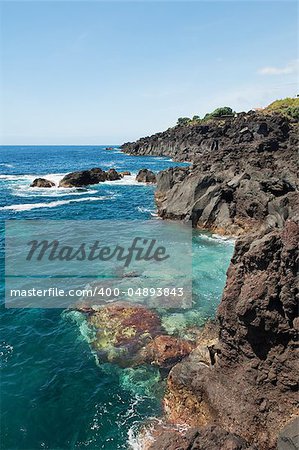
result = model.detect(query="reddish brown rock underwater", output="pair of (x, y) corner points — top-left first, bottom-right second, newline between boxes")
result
(77, 302), (195, 369)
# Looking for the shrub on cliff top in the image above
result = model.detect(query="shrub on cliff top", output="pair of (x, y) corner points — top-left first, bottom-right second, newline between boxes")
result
(204, 106), (235, 120)
(177, 117), (191, 126)
(286, 106), (299, 120)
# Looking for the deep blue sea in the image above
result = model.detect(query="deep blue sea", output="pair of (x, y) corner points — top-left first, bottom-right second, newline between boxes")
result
(0, 146), (234, 449)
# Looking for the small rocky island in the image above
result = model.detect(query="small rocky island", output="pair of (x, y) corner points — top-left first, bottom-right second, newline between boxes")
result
(121, 98), (299, 450)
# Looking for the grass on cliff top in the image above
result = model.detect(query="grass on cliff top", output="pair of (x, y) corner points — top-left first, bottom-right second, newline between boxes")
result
(263, 97), (299, 119)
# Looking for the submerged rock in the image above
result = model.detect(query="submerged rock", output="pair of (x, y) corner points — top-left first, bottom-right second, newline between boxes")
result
(87, 302), (163, 366)
(136, 169), (157, 183)
(31, 178), (55, 188)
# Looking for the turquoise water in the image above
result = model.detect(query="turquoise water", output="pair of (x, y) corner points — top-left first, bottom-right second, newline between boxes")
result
(0, 146), (234, 449)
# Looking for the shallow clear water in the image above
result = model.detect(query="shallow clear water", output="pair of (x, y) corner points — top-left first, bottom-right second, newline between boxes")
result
(0, 146), (234, 449)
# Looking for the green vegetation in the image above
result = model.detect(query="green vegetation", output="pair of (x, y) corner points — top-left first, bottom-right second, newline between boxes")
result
(203, 106), (235, 120)
(177, 117), (192, 126)
(176, 106), (235, 126)
(176, 97), (299, 128)
(264, 97), (299, 119)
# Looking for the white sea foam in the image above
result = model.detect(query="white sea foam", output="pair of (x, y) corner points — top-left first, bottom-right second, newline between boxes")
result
(127, 420), (190, 450)
(0, 163), (14, 168)
(104, 174), (146, 186)
(14, 186), (98, 198)
(1, 196), (113, 212)
(137, 206), (155, 214)
(0, 173), (66, 184)
(199, 233), (235, 245)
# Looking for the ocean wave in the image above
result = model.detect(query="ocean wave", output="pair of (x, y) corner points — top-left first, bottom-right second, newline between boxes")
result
(1, 196), (113, 212)
(0, 163), (14, 168)
(0, 173), (66, 184)
(14, 186), (98, 198)
(0, 341), (14, 366)
(137, 206), (155, 214)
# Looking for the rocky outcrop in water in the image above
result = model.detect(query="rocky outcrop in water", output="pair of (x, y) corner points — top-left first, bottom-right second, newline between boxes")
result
(31, 178), (55, 188)
(136, 168), (157, 183)
(79, 302), (195, 368)
(59, 167), (122, 187)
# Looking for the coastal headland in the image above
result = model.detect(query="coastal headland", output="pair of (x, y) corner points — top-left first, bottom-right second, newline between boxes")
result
(121, 99), (299, 450)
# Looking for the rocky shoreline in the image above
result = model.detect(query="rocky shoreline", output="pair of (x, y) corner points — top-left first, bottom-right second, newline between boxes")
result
(121, 110), (299, 449)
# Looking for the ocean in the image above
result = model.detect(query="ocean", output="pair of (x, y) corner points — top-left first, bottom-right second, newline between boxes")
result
(0, 146), (234, 449)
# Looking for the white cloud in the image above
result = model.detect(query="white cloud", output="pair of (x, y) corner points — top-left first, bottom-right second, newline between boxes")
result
(258, 60), (298, 75)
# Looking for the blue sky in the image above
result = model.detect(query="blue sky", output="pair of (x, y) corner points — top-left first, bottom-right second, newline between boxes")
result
(0, 1), (298, 145)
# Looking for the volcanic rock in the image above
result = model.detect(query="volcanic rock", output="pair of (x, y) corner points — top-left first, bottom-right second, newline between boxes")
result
(160, 221), (299, 449)
(106, 168), (122, 181)
(148, 425), (257, 450)
(31, 178), (55, 188)
(58, 167), (123, 187)
(136, 169), (157, 183)
(59, 168), (107, 187)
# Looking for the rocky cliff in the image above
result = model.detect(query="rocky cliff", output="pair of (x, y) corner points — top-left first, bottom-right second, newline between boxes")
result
(150, 221), (298, 450)
(124, 112), (298, 236)
(121, 111), (299, 449)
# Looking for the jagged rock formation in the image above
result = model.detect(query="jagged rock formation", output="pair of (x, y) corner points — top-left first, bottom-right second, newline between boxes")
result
(152, 114), (298, 235)
(121, 111), (299, 449)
